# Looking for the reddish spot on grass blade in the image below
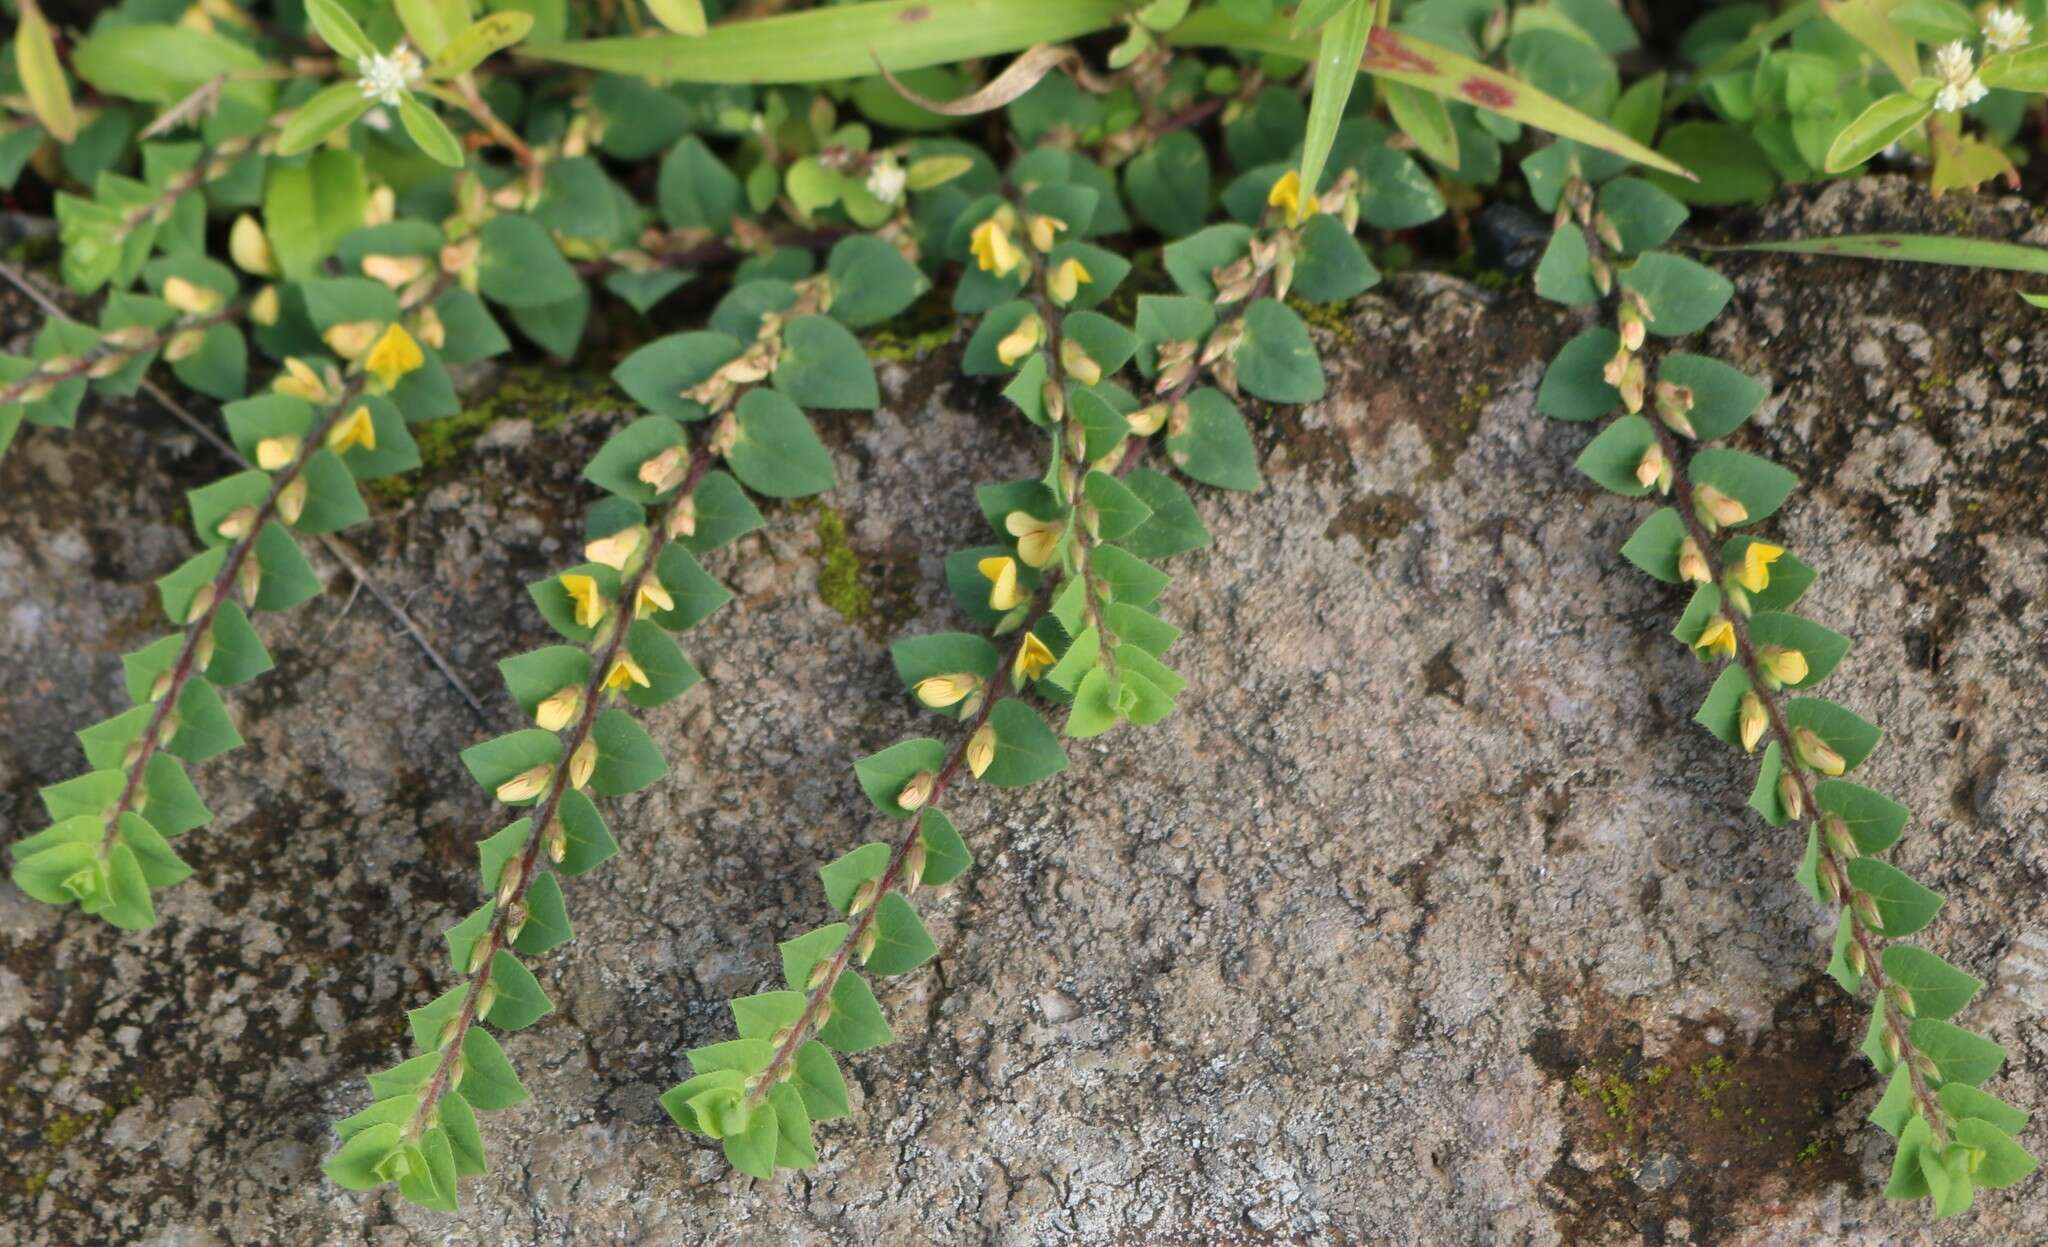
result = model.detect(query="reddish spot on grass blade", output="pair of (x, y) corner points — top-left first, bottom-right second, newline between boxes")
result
(899, 4), (930, 20)
(1363, 26), (1436, 75)
(1459, 77), (1515, 108)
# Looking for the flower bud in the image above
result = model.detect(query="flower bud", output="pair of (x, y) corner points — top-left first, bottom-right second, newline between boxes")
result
(250, 284), (282, 326)
(1758, 645), (1809, 688)
(1882, 1024), (1902, 1063)
(163, 328), (207, 362)
(903, 839), (928, 894)
(362, 253), (429, 287)
(546, 819), (568, 863)
(1792, 726), (1846, 777)
(476, 984), (498, 1021)
(1854, 890), (1883, 929)
(1693, 484), (1748, 530)
(1635, 444), (1671, 494)
(1846, 938), (1868, 976)
(1026, 213), (1065, 253)
(216, 504), (258, 541)
(1738, 693), (1767, 753)
(1822, 812), (1856, 859)
(1617, 355), (1646, 413)
(1677, 537), (1710, 585)
(323, 320), (381, 361)
(184, 584), (217, 625)
(229, 214), (276, 276)
(914, 673), (980, 710)
(806, 959), (832, 991)
(495, 764), (552, 804)
(668, 496), (698, 540)
(237, 558), (262, 606)
(584, 526), (644, 572)
(570, 738), (597, 790)
(997, 314), (1043, 367)
(1059, 338), (1102, 386)
(896, 770), (935, 811)
(439, 1014), (463, 1048)
(1127, 403), (1168, 437)
(856, 923), (879, 964)
(1890, 984), (1917, 1018)
(536, 686), (580, 731)
(149, 670), (174, 703)
(277, 478), (308, 527)
(1654, 382), (1696, 438)
(1776, 771), (1804, 821)
(966, 723), (997, 779)
(163, 276), (221, 315)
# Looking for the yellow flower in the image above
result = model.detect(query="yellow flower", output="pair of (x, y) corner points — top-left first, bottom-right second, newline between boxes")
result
(602, 656), (650, 693)
(914, 673), (981, 709)
(274, 357), (333, 402)
(1759, 645), (1808, 687)
(970, 215), (1023, 276)
(638, 446), (689, 494)
(1005, 511), (1065, 569)
(1013, 632), (1055, 684)
(215, 505), (258, 541)
(1738, 693), (1767, 753)
(1695, 615), (1736, 661)
(1059, 338), (1102, 386)
(1026, 213), (1066, 253)
(250, 285), (282, 327)
(364, 322), (425, 389)
(276, 478), (308, 526)
(495, 764), (551, 804)
(1267, 169), (1308, 226)
(1047, 257), (1092, 306)
(996, 313), (1043, 367)
(535, 686), (580, 731)
(561, 573), (607, 628)
(584, 527), (643, 572)
(1734, 542), (1784, 594)
(569, 739), (596, 790)
(979, 555), (1024, 611)
(635, 580), (675, 618)
(255, 434), (301, 471)
(966, 723), (996, 779)
(326, 405), (377, 455)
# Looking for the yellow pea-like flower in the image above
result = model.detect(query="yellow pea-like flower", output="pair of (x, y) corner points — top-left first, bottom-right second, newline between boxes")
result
(1013, 632), (1055, 684)
(255, 434), (301, 471)
(364, 322), (425, 389)
(273, 357), (332, 402)
(327, 405), (377, 455)
(561, 573), (607, 628)
(1739, 693), (1767, 753)
(1695, 616), (1737, 661)
(1266, 169), (1307, 227)
(978, 555), (1024, 611)
(1735, 541), (1784, 593)
(585, 527), (643, 571)
(603, 655), (650, 693)
(966, 723), (996, 779)
(1759, 645), (1808, 687)
(495, 764), (551, 804)
(970, 216), (1023, 277)
(635, 580), (675, 618)
(1004, 511), (1065, 569)
(1047, 257), (1092, 306)
(535, 686), (580, 731)
(914, 673), (981, 709)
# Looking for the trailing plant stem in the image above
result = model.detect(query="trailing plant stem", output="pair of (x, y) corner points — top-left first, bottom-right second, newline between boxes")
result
(404, 445), (716, 1139)
(98, 373), (369, 855)
(743, 580), (1060, 1109)
(1646, 414), (1950, 1145)
(0, 305), (243, 406)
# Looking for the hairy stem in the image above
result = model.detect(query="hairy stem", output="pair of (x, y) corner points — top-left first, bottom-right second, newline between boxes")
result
(406, 446), (716, 1136)
(0, 305), (243, 406)
(99, 373), (369, 854)
(1646, 412), (1950, 1145)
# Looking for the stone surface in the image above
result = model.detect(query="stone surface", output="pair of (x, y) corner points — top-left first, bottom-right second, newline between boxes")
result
(1, 178), (2044, 1246)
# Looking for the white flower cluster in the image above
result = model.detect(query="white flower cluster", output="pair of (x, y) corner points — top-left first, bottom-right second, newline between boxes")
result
(1983, 7), (2032, 53)
(357, 47), (424, 108)
(1932, 41), (1988, 113)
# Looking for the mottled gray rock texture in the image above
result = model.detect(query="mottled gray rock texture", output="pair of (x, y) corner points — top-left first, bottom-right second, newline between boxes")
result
(1, 178), (2043, 1246)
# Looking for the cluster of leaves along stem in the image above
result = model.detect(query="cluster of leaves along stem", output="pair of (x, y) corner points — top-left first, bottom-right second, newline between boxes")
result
(1, 0), (2034, 1219)
(1531, 145), (2037, 1214)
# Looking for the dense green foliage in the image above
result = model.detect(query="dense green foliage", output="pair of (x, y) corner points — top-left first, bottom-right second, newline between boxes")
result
(2, 0), (2038, 1218)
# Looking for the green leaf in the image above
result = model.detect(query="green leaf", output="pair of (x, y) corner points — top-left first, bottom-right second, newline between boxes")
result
(512, 871), (573, 955)
(115, 812), (188, 888)
(773, 315), (879, 409)
(727, 389), (836, 499)
(826, 235), (930, 329)
(646, 545), (733, 633)
(1687, 448), (1798, 527)
(498, 645), (590, 722)
(1717, 232), (2048, 276)
(1119, 470), (1212, 558)
(819, 842), (892, 912)
(1940, 1083), (2029, 1136)
(779, 923), (847, 991)
(1693, 665), (1752, 747)
(1596, 177), (1687, 254)
(1844, 858), (1943, 938)
(1066, 667), (1120, 738)
(306, 0), (377, 60)
(444, 902), (495, 973)
(1083, 470), (1153, 541)
(460, 1027), (530, 1109)
(1167, 389), (1260, 490)
(478, 215), (581, 309)
(1747, 741), (1791, 827)
(680, 471), (766, 555)
(1291, 212), (1379, 303)
(554, 790), (619, 876)
(1620, 507), (1688, 583)
(1814, 780), (1909, 854)
(1881, 946), (1981, 1022)
(916, 807), (971, 887)
(1720, 535), (1814, 613)
(1887, 1114), (1934, 1200)
(263, 150), (368, 278)
(980, 698), (1067, 788)
(1573, 414), (1659, 497)
(1747, 613), (1850, 689)
(1909, 1018), (2005, 1088)
(460, 729), (562, 803)
(722, 1096), (779, 1179)
(658, 135), (741, 232)
(854, 738), (946, 818)
(1384, 80), (1458, 171)
(1298, 0), (1376, 199)
(486, 950), (554, 1030)
(1824, 93), (1934, 174)
(1827, 914), (1862, 995)
(767, 1080), (818, 1169)
(429, 11), (535, 78)
(440, 1091), (487, 1177)
(865, 892), (937, 975)
(621, 618), (701, 709)
(1539, 329), (1622, 422)
(1162, 224), (1253, 301)
(817, 970), (893, 1052)
(1237, 299), (1325, 403)
(792, 1041), (850, 1121)
(1534, 224), (1599, 306)
(1619, 252), (1734, 337)
(731, 991), (805, 1041)
(324, 1121), (405, 1190)
(1952, 1117), (2038, 1190)
(1658, 354), (1764, 440)
(1124, 129), (1211, 237)
(1794, 823), (1823, 905)
(585, 413), (691, 503)
(589, 709), (668, 795)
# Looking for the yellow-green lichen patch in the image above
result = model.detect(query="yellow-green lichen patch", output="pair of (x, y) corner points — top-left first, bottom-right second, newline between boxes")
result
(799, 500), (872, 624)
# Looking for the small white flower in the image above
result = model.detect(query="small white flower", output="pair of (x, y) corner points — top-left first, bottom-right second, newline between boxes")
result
(865, 159), (907, 206)
(1932, 40), (1988, 112)
(357, 47), (423, 108)
(1984, 7), (2032, 52)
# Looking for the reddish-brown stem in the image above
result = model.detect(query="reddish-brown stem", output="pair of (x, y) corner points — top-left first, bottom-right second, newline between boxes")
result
(1646, 413), (1949, 1145)
(0, 306), (242, 406)
(406, 446), (715, 1136)
(99, 374), (368, 854)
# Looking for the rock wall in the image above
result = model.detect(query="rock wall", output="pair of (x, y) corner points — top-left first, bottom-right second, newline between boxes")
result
(1, 179), (2043, 1246)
